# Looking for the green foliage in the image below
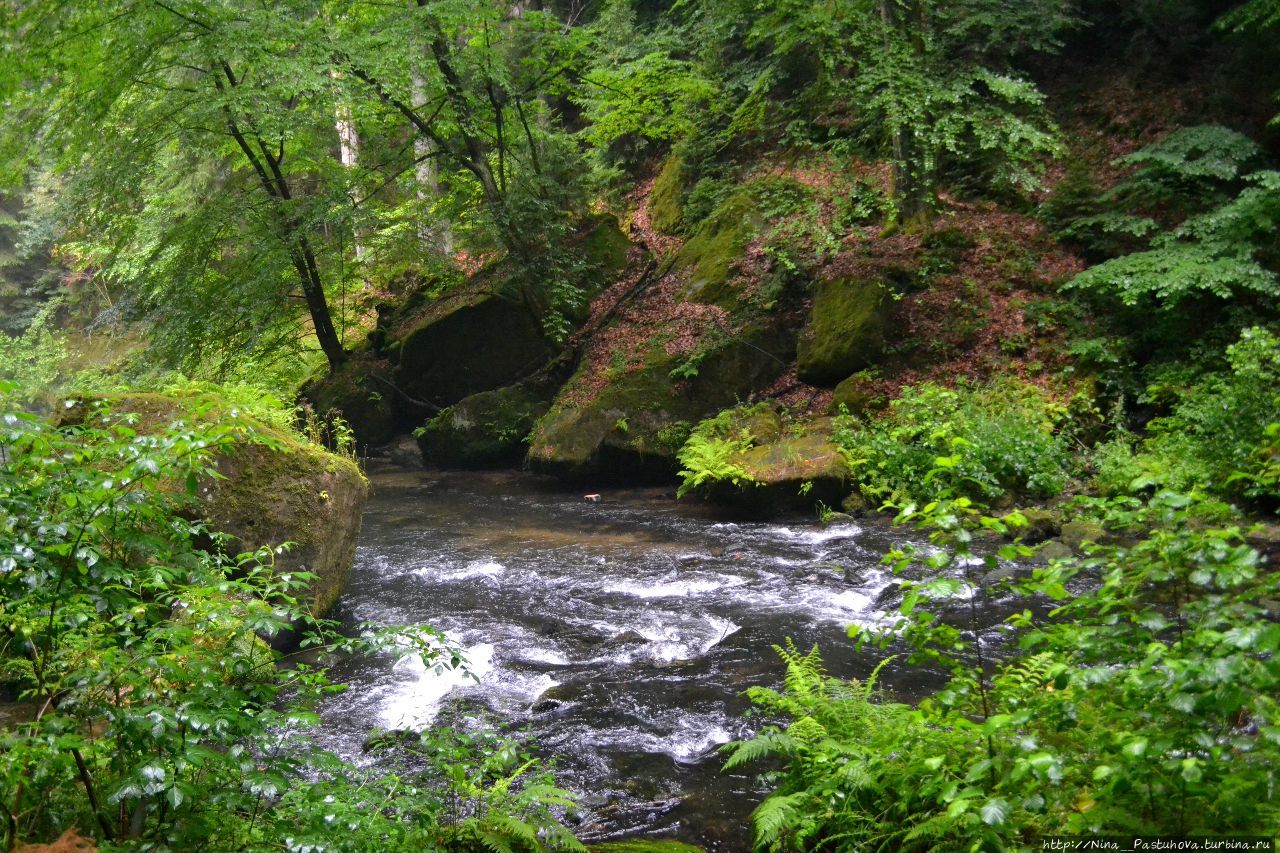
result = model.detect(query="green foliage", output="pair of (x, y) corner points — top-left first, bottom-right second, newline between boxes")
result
(1062, 127), (1280, 310)
(675, 408), (763, 498)
(731, 483), (1280, 849)
(0, 300), (69, 391)
(1093, 327), (1280, 507)
(0, 390), (581, 850)
(833, 381), (1075, 505)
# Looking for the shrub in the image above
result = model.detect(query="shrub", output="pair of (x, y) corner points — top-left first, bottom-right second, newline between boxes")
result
(1094, 327), (1280, 508)
(833, 380), (1075, 505)
(728, 488), (1280, 849)
(675, 406), (762, 498)
(0, 389), (582, 850)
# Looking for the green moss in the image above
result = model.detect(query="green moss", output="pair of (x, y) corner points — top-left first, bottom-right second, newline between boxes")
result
(829, 372), (888, 416)
(528, 322), (793, 480)
(796, 275), (892, 385)
(299, 355), (396, 450)
(580, 214), (631, 281)
(417, 382), (553, 468)
(673, 190), (762, 308)
(648, 153), (686, 234)
(677, 408), (850, 510)
(75, 392), (368, 619)
(589, 842), (705, 853)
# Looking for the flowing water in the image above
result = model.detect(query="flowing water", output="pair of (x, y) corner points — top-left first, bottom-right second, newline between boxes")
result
(315, 463), (1005, 850)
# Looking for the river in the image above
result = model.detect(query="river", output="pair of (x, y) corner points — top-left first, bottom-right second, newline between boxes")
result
(314, 463), (981, 850)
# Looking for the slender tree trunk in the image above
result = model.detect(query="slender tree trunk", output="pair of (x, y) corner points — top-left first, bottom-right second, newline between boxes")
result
(216, 63), (346, 372)
(880, 0), (931, 225)
(412, 72), (453, 255)
(332, 71), (365, 260)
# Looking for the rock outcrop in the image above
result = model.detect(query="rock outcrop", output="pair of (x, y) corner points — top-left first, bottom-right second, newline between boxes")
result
(796, 274), (892, 385)
(72, 393), (368, 618)
(416, 381), (554, 468)
(527, 321), (793, 481)
(680, 404), (851, 511)
(394, 215), (630, 410)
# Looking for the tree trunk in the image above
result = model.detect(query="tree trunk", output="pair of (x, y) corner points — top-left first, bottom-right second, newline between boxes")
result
(332, 72), (365, 260)
(216, 62), (347, 373)
(412, 72), (453, 255)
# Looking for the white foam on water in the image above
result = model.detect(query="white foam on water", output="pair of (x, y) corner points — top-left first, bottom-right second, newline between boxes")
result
(380, 640), (495, 729)
(772, 524), (862, 545)
(602, 724), (735, 763)
(514, 646), (572, 666)
(419, 559), (505, 584)
(637, 613), (740, 663)
(601, 574), (745, 599)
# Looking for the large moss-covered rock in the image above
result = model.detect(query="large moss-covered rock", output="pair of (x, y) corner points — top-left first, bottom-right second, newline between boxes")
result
(394, 216), (631, 407)
(73, 393), (368, 618)
(528, 322), (793, 481)
(673, 191), (763, 308)
(395, 285), (551, 409)
(796, 275), (892, 385)
(299, 355), (397, 451)
(648, 153), (687, 234)
(202, 432), (367, 618)
(682, 406), (851, 511)
(416, 381), (554, 468)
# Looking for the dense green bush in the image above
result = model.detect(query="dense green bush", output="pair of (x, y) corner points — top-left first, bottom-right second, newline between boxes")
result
(1093, 327), (1280, 508)
(728, 489), (1280, 849)
(0, 389), (581, 851)
(833, 381), (1075, 505)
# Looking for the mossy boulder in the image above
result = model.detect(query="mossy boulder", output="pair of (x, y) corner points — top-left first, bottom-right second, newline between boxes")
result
(673, 191), (763, 308)
(829, 373), (888, 416)
(527, 322), (793, 482)
(202, 431), (367, 619)
(299, 355), (397, 451)
(796, 275), (893, 385)
(589, 842), (705, 853)
(648, 153), (687, 234)
(577, 214), (633, 305)
(416, 381), (554, 468)
(394, 216), (631, 408)
(683, 408), (851, 511)
(1060, 519), (1107, 553)
(395, 283), (552, 410)
(70, 393), (368, 619)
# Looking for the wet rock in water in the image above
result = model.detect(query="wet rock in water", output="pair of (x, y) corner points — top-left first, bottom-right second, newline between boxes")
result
(796, 274), (893, 385)
(604, 630), (650, 648)
(1013, 507), (1061, 545)
(416, 381), (554, 468)
(1036, 539), (1074, 561)
(682, 406), (851, 512)
(384, 434), (423, 468)
(361, 728), (417, 753)
(530, 697), (569, 715)
(1060, 519), (1106, 553)
(527, 321), (793, 482)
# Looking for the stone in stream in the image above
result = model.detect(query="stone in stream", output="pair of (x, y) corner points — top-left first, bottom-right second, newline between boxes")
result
(416, 380), (555, 468)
